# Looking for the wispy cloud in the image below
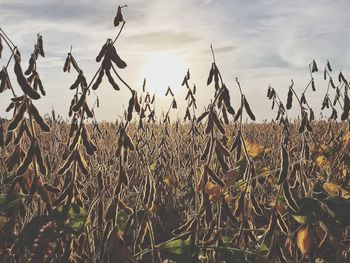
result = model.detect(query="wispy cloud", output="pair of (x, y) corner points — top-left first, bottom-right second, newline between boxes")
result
(0, 0), (350, 121)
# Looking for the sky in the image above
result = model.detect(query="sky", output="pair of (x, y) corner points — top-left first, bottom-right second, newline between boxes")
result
(0, 0), (350, 122)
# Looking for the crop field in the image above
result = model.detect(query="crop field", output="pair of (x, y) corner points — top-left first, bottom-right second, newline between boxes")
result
(1, 5), (350, 263)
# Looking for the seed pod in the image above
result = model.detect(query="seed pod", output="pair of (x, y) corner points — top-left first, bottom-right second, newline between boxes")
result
(114, 6), (123, 27)
(234, 191), (245, 217)
(81, 127), (95, 155)
(311, 60), (318, 72)
(72, 88), (88, 112)
(250, 190), (263, 216)
(14, 121), (28, 146)
(222, 106), (229, 125)
(311, 79), (316, 91)
(197, 111), (209, 123)
(206, 166), (225, 187)
(221, 196), (237, 224)
(83, 103), (94, 118)
(0, 37), (2, 58)
(243, 96), (256, 121)
(216, 147), (229, 172)
(123, 132), (135, 151)
(0, 124), (4, 148)
(14, 58), (40, 100)
(216, 139), (230, 157)
(330, 78), (336, 89)
(58, 150), (76, 175)
(16, 139), (36, 176)
(29, 103), (50, 132)
(207, 64), (214, 85)
(63, 54), (71, 72)
(286, 88), (293, 109)
(341, 93), (349, 121)
(326, 61), (332, 71)
(205, 113), (213, 134)
(25, 55), (35, 75)
(37, 34), (44, 57)
(234, 106), (242, 122)
(127, 96), (134, 121)
(277, 144), (289, 185)
(298, 114), (307, 133)
(8, 103), (26, 132)
(105, 69), (120, 90)
(282, 182), (299, 213)
(70, 72), (83, 90)
(212, 111), (225, 134)
(76, 150), (89, 175)
(201, 138), (211, 161)
(143, 173), (151, 205)
(36, 77), (45, 96)
(35, 143), (47, 175)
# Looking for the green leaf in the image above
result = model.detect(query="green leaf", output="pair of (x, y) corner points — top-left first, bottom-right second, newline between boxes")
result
(160, 238), (198, 262)
(0, 193), (25, 212)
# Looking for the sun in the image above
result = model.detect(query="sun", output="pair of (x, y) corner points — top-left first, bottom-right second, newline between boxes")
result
(140, 51), (187, 95)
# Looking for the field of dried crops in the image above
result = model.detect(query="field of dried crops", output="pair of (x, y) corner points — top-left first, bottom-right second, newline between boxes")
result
(1, 5), (350, 263)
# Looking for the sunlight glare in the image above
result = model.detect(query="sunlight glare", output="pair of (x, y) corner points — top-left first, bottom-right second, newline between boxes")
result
(140, 52), (187, 95)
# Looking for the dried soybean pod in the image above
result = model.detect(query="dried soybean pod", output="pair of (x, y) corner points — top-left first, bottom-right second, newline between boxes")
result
(134, 92), (140, 113)
(201, 137), (211, 161)
(63, 54), (71, 72)
(143, 173), (151, 205)
(0, 123), (4, 148)
(205, 114), (213, 134)
(8, 102), (27, 132)
(286, 88), (293, 110)
(97, 170), (104, 191)
(282, 182), (299, 213)
(83, 103), (94, 118)
(35, 143), (47, 175)
(250, 190), (263, 216)
(216, 139), (230, 157)
(58, 151), (76, 175)
(29, 103), (50, 132)
(341, 93), (350, 121)
(16, 139), (36, 176)
(37, 34), (44, 57)
(127, 96), (134, 121)
(96, 43), (107, 62)
(69, 72), (83, 90)
(243, 96), (256, 121)
(299, 114), (307, 133)
(327, 61), (332, 71)
(14, 58), (40, 100)
(207, 63), (214, 85)
(72, 88), (88, 112)
(212, 111), (225, 134)
(277, 144), (289, 185)
(77, 150), (89, 175)
(110, 45), (127, 69)
(234, 191), (245, 217)
(234, 106), (242, 122)
(81, 127), (94, 156)
(25, 55), (35, 75)
(98, 200), (104, 227)
(311, 60), (318, 72)
(105, 69), (120, 90)
(311, 79), (316, 91)
(114, 6), (123, 27)
(36, 77), (45, 96)
(124, 132), (135, 151)
(216, 146), (229, 172)
(206, 166), (225, 187)
(222, 197), (237, 224)
(197, 111), (209, 123)
(0, 36), (2, 58)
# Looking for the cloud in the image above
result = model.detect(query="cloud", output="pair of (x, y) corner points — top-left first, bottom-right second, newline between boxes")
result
(0, 0), (350, 121)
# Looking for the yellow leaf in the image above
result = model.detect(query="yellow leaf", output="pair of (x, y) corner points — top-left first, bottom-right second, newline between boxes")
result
(205, 182), (222, 201)
(323, 182), (350, 199)
(316, 156), (330, 169)
(245, 141), (265, 158)
(297, 226), (313, 256)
